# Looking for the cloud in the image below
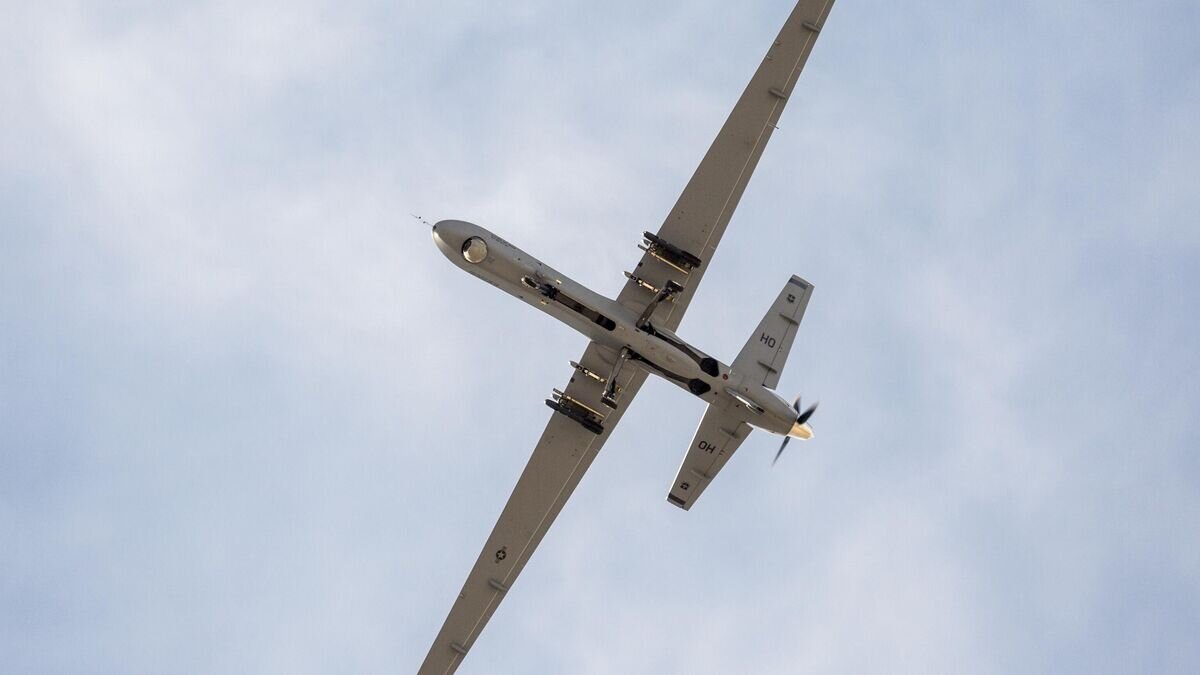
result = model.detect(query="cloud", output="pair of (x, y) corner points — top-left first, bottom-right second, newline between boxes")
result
(2, 1), (1198, 674)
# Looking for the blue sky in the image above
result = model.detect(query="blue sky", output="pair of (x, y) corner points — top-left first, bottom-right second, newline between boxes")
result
(2, 1), (1198, 673)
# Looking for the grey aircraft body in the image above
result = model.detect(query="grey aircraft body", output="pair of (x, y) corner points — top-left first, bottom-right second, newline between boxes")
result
(421, 1), (834, 672)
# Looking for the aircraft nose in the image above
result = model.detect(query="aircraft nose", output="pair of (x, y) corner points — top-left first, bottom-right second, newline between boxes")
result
(431, 220), (456, 249)
(431, 219), (472, 259)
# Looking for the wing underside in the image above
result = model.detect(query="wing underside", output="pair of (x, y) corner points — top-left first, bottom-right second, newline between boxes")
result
(617, 0), (835, 332)
(419, 343), (646, 675)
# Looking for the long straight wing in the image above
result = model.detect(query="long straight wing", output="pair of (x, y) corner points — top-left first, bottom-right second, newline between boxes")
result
(617, 0), (835, 331)
(419, 343), (646, 675)
(667, 399), (753, 511)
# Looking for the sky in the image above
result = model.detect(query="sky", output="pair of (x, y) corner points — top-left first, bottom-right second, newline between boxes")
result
(2, 1), (1198, 673)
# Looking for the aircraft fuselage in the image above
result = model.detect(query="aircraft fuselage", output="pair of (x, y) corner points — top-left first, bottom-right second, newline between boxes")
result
(431, 219), (802, 438)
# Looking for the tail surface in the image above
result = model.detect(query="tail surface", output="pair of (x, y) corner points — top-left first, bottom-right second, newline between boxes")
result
(667, 400), (752, 510)
(731, 275), (813, 389)
(667, 276), (814, 510)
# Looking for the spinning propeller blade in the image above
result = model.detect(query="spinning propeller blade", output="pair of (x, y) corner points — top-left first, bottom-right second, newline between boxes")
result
(772, 436), (791, 466)
(797, 401), (818, 425)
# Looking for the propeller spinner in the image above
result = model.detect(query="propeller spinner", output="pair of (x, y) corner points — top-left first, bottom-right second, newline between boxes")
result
(772, 395), (817, 466)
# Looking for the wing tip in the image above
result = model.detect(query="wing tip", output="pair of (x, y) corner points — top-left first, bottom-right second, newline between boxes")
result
(666, 493), (691, 511)
(788, 274), (813, 290)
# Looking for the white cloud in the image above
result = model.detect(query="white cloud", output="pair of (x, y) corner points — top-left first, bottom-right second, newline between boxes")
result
(3, 1), (1198, 674)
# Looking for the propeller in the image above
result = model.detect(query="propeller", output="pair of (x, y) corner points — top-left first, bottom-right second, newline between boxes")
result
(772, 394), (818, 466)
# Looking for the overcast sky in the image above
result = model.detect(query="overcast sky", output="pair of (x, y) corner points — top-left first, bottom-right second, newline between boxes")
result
(2, 1), (1198, 673)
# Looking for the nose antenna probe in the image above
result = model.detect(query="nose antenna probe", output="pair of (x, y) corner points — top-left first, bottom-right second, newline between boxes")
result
(411, 213), (432, 227)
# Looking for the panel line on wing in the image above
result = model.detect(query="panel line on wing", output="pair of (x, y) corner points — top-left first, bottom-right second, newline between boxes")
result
(656, 0), (831, 330)
(453, 422), (603, 664)
(454, 364), (647, 662)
